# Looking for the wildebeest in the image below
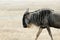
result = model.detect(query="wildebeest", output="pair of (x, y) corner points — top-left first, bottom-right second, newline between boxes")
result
(22, 8), (60, 40)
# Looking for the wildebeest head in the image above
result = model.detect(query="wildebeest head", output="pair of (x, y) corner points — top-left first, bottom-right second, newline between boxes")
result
(22, 8), (31, 28)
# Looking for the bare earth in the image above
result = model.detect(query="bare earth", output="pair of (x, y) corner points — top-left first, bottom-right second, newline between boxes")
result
(0, 8), (60, 40)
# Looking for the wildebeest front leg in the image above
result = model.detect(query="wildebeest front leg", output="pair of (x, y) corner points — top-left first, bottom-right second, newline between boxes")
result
(35, 27), (43, 40)
(46, 26), (53, 40)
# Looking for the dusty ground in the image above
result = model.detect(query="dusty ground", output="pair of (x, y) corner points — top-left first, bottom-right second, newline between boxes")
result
(0, 8), (60, 40)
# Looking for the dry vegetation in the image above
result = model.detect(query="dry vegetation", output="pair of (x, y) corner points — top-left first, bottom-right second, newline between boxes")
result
(0, 6), (60, 40)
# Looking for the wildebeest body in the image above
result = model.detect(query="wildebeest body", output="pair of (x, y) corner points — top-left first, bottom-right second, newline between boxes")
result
(50, 14), (60, 28)
(22, 8), (60, 40)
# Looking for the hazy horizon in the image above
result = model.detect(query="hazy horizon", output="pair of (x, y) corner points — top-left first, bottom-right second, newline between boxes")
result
(0, 0), (59, 7)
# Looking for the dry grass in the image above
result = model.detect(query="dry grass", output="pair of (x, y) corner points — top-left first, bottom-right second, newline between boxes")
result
(0, 7), (60, 40)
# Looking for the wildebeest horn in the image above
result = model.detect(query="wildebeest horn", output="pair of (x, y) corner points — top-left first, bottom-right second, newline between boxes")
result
(25, 8), (29, 13)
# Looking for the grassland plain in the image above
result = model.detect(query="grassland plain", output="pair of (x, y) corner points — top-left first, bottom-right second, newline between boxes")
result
(0, 6), (60, 40)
